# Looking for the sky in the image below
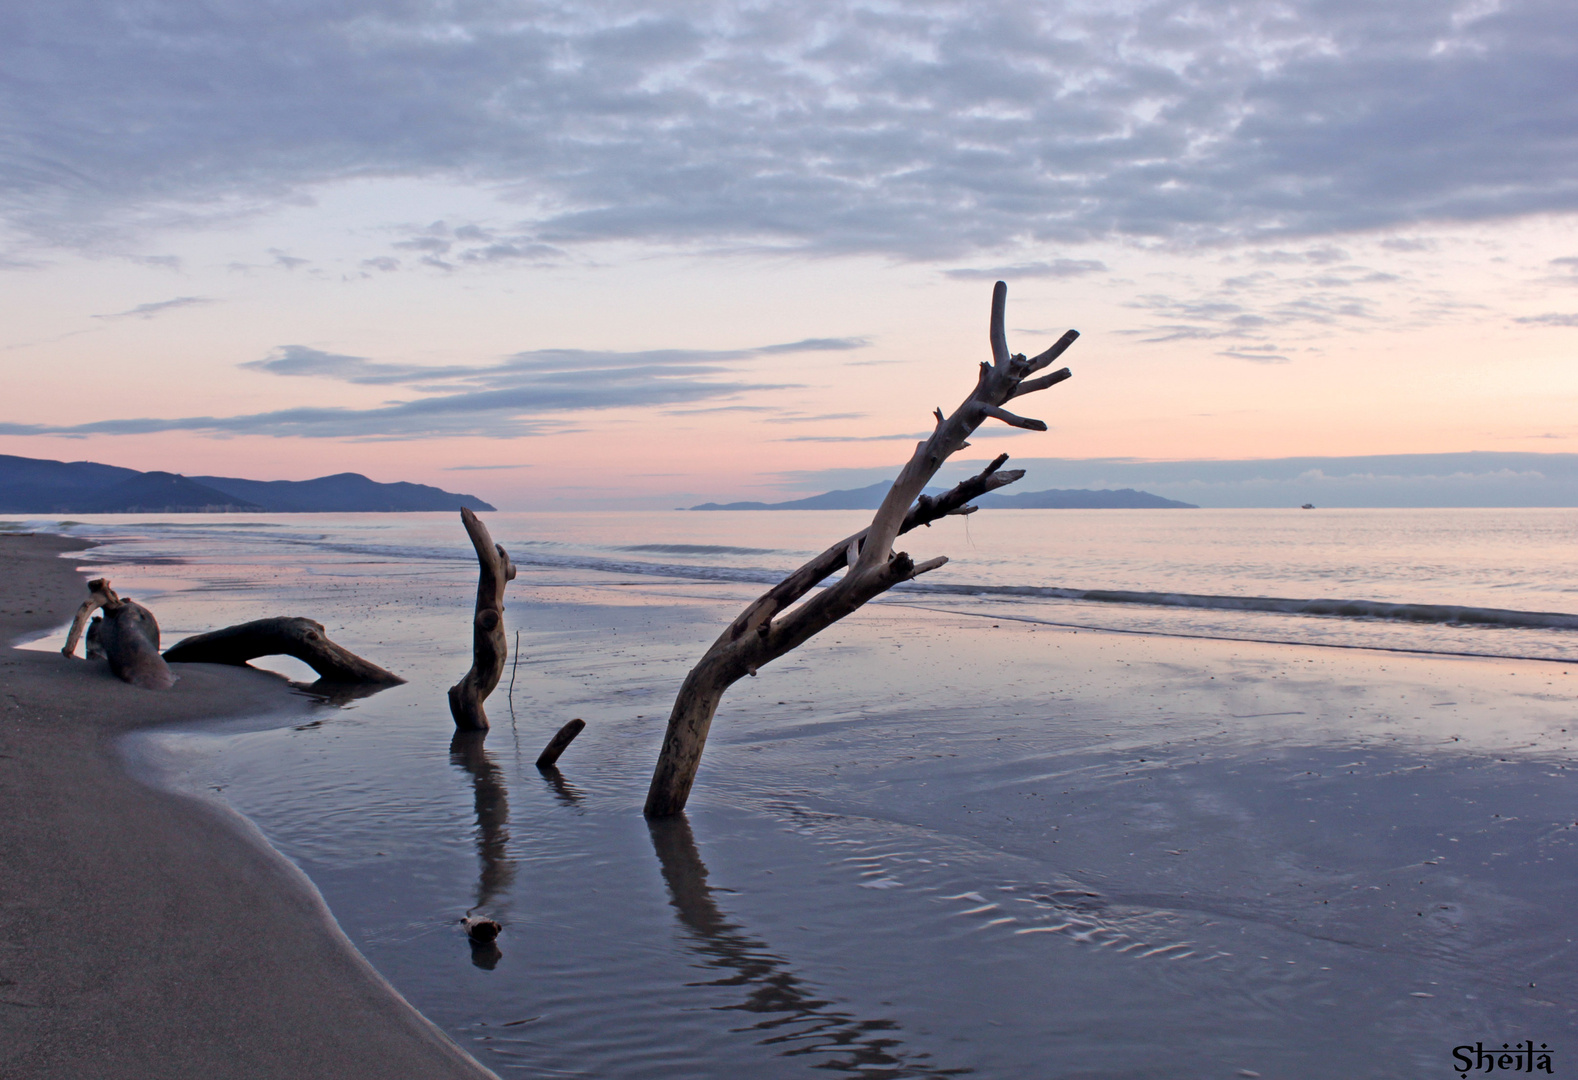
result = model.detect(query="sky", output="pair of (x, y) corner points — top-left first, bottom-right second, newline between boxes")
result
(2, 0), (1576, 508)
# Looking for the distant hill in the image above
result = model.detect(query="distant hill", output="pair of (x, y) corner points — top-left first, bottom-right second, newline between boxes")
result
(191, 472), (492, 513)
(977, 487), (1195, 509)
(691, 481), (1195, 511)
(0, 453), (495, 513)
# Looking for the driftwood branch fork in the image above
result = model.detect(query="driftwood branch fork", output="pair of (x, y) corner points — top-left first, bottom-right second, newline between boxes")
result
(644, 281), (1077, 817)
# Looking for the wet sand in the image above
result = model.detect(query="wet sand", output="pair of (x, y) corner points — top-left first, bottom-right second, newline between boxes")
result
(0, 533), (495, 1080)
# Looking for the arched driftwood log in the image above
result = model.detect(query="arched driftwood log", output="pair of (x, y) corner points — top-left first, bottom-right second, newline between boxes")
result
(645, 281), (1076, 817)
(448, 507), (517, 732)
(163, 617), (403, 684)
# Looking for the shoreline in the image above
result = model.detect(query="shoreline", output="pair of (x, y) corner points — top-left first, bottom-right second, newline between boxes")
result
(0, 533), (496, 1080)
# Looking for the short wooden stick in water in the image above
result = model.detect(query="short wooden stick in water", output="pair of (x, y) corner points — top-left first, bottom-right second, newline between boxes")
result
(462, 915), (502, 944)
(536, 719), (586, 768)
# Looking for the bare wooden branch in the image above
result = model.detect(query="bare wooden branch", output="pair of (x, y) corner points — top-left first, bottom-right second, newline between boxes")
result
(448, 507), (517, 732)
(163, 617), (403, 684)
(61, 577), (176, 689)
(1022, 329), (1080, 376)
(981, 404), (1048, 431)
(62, 578), (117, 658)
(536, 718), (586, 768)
(645, 281), (1077, 817)
(1010, 368), (1072, 399)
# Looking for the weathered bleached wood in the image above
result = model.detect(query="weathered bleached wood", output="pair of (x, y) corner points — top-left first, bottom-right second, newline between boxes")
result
(645, 281), (1076, 817)
(163, 617), (403, 684)
(448, 508), (517, 732)
(61, 578), (116, 658)
(535, 718), (586, 768)
(61, 577), (176, 690)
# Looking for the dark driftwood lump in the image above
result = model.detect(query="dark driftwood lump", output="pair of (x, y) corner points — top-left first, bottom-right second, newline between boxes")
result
(645, 281), (1076, 817)
(535, 719), (586, 768)
(448, 508), (517, 732)
(163, 617), (403, 684)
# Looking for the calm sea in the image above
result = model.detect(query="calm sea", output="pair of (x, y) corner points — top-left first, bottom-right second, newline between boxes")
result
(16, 508), (1578, 1077)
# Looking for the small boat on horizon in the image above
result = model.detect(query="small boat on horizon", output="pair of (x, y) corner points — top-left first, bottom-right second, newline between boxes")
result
(1301, 503), (1315, 509)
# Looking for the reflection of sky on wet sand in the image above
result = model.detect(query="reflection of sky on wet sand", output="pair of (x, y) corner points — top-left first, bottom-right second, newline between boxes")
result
(76, 514), (1578, 1078)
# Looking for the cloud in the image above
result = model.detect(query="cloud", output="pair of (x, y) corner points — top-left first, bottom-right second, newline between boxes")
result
(0, 337), (858, 439)
(93, 296), (214, 320)
(944, 260), (1107, 281)
(779, 431), (932, 443)
(4, 0), (1577, 260)
(1514, 312), (1578, 326)
(1219, 345), (1293, 363)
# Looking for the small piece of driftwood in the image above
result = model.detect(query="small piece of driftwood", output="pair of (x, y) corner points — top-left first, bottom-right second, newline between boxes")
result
(163, 617), (403, 684)
(62, 578), (176, 690)
(448, 508), (517, 732)
(644, 280), (1077, 817)
(463, 915), (502, 944)
(62, 578), (116, 658)
(535, 719), (585, 768)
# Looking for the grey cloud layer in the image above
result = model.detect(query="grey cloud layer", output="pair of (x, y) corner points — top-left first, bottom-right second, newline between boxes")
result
(4, 0), (1575, 257)
(0, 339), (859, 439)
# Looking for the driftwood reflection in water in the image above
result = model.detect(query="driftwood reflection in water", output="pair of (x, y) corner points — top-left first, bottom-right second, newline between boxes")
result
(449, 732), (516, 911)
(647, 817), (966, 1079)
(536, 765), (586, 810)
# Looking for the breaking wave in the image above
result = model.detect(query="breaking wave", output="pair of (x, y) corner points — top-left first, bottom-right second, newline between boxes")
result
(900, 583), (1578, 631)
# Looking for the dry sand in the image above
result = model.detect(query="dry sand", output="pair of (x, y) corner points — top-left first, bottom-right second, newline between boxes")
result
(0, 533), (495, 1080)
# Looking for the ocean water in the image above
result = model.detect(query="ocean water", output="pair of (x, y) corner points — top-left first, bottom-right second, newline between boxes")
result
(17, 508), (1578, 1077)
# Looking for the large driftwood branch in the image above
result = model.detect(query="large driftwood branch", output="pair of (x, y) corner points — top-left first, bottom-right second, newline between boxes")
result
(645, 281), (1077, 817)
(163, 618), (404, 684)
(448, 508), (517, 732)
(61, 579), (176, 690)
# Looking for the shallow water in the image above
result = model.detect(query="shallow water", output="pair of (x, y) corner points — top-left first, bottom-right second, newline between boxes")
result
(22, 510), (1578, 1077)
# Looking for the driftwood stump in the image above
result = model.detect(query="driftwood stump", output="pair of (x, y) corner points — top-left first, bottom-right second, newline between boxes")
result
(645, 281), (1076, 817)
(535, 719), (585, 768)
(448, 508), (517, 732)
(163, 618), (403, 685)
(61, 579), (176, 690)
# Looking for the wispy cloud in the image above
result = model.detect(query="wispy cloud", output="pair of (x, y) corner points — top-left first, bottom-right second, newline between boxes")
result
(944, 260), (1107, 281)
(93, 296), (214, 320)
(4, 0), (1576, 259)
(779, 431), (932, 443)
(1515, 312), (1578, 326)
(0, 337), (861, 440)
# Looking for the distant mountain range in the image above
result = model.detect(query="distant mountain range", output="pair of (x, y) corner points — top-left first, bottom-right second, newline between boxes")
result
(0, 454), (494, 513)
(690, 480), (1195, 511)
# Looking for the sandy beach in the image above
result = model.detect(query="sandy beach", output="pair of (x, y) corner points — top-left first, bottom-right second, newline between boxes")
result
(0, 533), (495, 1079)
